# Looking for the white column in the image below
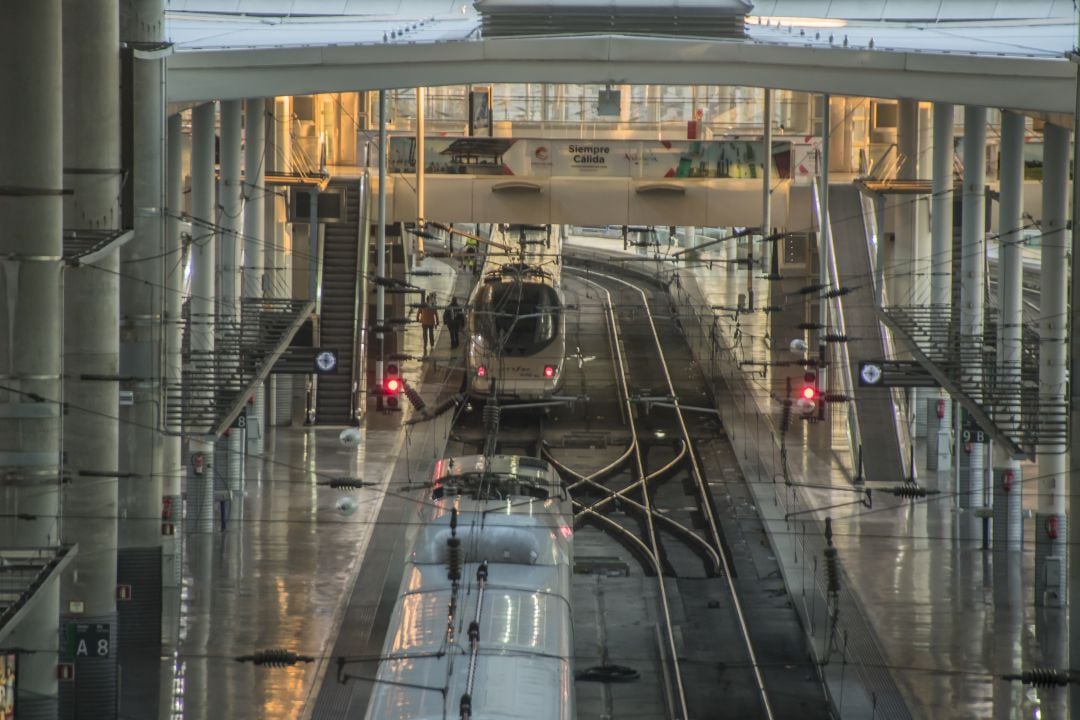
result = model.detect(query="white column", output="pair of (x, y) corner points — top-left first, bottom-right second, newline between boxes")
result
(0, 2), (62, 712)
(914, 106), (932, 441)
(960, 106), (987, 518)
(893, 98), (919, 306)
(218, 100), (244, 505)
(267, 97), (293, 427)
(189, 102), (217, 533)
(931, 105), (955, 318)
(1036, 122), (1069, 605)
(163, 113), (183, 589)
(244, 99), (267, 458)
(243, 99), (266, 299)
(915, 102), (933, 304)
(118, 0), (166, 651)
(992, 110), (1025, 551)
(220, 100), (243, 322)
(61, 0), (121, 711)
(931, 104), (956, 471)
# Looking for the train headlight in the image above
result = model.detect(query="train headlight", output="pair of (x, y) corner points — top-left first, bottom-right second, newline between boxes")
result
(476, 365), (487, 378)
(543, 365), (556, 379)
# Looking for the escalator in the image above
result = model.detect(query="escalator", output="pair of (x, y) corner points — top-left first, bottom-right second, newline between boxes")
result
(828, 184), (905, 483)
(315, 176), (368, 424)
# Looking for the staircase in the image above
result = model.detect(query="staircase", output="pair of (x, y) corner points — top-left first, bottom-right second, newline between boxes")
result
(167, 297), (314, 437)
(315, 176), (368, 424)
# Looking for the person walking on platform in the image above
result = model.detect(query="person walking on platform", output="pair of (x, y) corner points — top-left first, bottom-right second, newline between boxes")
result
(443, 296), (465, 350)
(417, 293), (439, 356)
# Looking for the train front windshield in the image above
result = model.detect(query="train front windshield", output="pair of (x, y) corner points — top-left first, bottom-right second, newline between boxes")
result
(474, 283), (560, 354)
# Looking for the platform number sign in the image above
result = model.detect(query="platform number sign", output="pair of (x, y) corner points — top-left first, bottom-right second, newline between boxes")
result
(961, 428), (987, 444)
(66, 623), (110, 659)
(960, 412), (987, 444)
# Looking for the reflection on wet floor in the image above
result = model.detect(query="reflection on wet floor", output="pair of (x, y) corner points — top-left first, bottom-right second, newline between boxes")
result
(152, 428), (374, 720)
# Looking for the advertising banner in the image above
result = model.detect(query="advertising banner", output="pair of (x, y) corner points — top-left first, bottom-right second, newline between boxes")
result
(0, 651), (14, 720)
(468, 88), (492, 137)
(389, 137), (792, 179)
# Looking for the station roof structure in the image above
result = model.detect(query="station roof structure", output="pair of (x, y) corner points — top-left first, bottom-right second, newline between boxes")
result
(164, 1), (1080, 113)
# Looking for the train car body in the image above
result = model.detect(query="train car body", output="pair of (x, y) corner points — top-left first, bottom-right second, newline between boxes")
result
(466, 225), (565, 400)
(364, 454), (575, 720)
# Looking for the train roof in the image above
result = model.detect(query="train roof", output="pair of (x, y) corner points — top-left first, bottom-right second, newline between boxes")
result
(430, 454), (565, 501)
(367, 562), (573, 720)
(413, 505), (573, 566)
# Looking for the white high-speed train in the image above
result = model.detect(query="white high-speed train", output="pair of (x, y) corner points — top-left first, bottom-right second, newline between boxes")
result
(466, 224), (565, 400)
(364, 454), (575, 720)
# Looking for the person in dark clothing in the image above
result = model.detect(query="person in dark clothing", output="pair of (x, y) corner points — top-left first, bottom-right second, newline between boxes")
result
(417, 293), (439, 355)
(443, 296), (465, 349)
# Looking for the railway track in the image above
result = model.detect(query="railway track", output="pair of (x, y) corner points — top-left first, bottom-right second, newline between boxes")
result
(442, 255), (828, 720)
(547, 268), (774, 720)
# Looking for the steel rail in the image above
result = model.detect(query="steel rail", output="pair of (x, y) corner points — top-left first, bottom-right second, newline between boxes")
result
(563, 444), (635, 491)
(578, 443), (686, 514)
(545, 449), (721, 570)
(571, 271), (690, 720)
(593, 268), (776, 720)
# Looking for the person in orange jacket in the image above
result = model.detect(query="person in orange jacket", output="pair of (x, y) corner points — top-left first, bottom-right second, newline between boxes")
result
(416, 293), (439, 355)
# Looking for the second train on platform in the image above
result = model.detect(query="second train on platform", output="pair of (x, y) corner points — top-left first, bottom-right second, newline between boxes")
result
(465, 224), (565, 401)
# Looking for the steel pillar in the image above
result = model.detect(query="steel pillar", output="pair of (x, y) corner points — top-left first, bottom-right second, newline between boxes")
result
(993, 110), (1025, 551)
(0, 2), (63, 714)
(756, 88), (771, 311)
(960, 106), (988, 524)
(416, 87), (425, 232)
(61, 0), (121, 714)
(1037, 122), (1069, 607)
(376, 90), (388, 390)
(189, 102), (217, 532)
(818, 94), (830, 398)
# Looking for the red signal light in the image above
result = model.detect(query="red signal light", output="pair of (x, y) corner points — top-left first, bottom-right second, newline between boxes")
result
(543, 365), (555, 379)
(801, 386), (816, 401)
(476, 365), (487, 378)
(384, 377), (402, 394)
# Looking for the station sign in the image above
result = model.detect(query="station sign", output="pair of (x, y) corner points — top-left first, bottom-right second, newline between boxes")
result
(65, 622), (110, 659)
